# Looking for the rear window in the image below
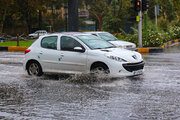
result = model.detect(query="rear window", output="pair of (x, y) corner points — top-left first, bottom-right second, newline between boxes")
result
(41, 36), (57, 50)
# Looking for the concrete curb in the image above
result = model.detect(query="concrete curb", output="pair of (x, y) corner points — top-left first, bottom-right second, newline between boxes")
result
(136, 39), (180, 53)
(136, 47), (164, 53)
(0, 39), (179, 53)
(0, 46), (8, 51)
(0, 46), (28, 52)
(162, 39), (180, 48)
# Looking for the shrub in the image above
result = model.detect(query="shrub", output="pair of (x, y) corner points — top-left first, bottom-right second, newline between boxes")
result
(168, 25), (180, 40)
(144, 29), (164, 47)
(121, 29), (168, 47)
(117, 23), (180, 47)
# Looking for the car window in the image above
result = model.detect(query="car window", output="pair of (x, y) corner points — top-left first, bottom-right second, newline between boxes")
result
(92, 34), (97, 36)
(41, 36), (57, 50)
(60, 36), (84, 51)
(77, 35), (115, 49)
(98, 33), (118, 41)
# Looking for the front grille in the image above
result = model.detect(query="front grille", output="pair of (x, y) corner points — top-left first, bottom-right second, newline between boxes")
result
(123, 61), (145, 72)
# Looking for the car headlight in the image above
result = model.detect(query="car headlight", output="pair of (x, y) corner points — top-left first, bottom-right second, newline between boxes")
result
(136, 52), (142, 60)
(118, 45), (123, 48)
(107, 55), (127, 62)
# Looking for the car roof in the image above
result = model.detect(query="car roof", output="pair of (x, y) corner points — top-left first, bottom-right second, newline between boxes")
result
(60, 32), (81, 34)
(45, 32), (91, 37)
(36, 30), (47, 32)
(84, 31), (108, 34)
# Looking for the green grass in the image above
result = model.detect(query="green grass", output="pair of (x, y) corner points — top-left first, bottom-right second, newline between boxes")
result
(0, 41), (35, 47)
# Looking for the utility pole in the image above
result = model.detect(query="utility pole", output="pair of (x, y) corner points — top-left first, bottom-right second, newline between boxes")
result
(154, 5), (159, 26)
(131, 0), (149, 48)
(138, 0), (142, 48)
(144, 11), (148, 41)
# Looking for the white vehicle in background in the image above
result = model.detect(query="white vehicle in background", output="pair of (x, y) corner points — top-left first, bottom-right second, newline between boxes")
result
(28, 30), (47, 39)
(23, 33), (144, 77)
(84, 31), (136, 50)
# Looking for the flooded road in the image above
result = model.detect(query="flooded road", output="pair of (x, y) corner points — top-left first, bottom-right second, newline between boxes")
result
(0, 45), (180, 120)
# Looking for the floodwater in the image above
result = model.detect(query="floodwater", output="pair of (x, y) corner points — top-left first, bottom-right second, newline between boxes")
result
(0, 45), (180, 120)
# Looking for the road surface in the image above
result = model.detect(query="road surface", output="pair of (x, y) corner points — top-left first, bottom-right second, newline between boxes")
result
(0, 45), (180, 120)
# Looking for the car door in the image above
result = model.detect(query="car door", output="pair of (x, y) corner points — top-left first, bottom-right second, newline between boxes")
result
(58, 36), (87, 73)
(38, 36), (60, 72)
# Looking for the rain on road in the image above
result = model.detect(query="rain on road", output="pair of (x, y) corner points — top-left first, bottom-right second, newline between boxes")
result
(0, 45), (180, 120)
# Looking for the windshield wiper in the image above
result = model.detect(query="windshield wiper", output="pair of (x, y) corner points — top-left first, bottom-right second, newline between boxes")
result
(94, 48), (103, 49)
(107, 39), (118, 41)
(104, 46), (116, 49)
(94, 46), (116, 50)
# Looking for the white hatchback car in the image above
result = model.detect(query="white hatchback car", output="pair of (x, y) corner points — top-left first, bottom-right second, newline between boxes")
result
(84, 31), (136, 50)
(24, 33), (144, 77)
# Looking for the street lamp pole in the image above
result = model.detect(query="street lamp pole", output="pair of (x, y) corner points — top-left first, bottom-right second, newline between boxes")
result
(138, 0), (142, 48)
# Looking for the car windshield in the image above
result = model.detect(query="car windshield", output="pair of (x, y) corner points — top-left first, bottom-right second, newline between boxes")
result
(77, 35), (115, 50)
(98, 33), (118, 41)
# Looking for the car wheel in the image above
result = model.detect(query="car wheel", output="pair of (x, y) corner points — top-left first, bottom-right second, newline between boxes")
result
(27, 61), (43, 76)
(91, 63), (110, 76)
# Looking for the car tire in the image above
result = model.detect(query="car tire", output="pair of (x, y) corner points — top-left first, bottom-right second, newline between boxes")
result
(91, 63), (110, 76)
(27, 61), (43, 76)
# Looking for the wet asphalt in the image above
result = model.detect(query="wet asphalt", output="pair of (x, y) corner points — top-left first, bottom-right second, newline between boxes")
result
(0, 45), (180, 120)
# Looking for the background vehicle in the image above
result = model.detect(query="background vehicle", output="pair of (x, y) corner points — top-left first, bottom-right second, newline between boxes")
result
(84, 31), (136, 50)
(0, 35), (5, 42)
(28, 30), (47, 39)
(24, 33), (144, 77)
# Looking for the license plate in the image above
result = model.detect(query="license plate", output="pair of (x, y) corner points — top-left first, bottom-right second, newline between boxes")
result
(133, 70), (143, 75)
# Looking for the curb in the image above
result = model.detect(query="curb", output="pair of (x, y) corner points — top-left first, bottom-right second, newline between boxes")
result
(162, 39), (180, 48)
(136, 39), (180, 53)
(136, 47), (164, 53)
(0, 39), (179, 53)
(0, 46), (28, 52)
(0, 46), (8, 51)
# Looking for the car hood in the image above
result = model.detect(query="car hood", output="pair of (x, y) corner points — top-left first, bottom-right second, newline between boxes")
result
(95, 48), (142, 63)
(109, 40), (136, 48)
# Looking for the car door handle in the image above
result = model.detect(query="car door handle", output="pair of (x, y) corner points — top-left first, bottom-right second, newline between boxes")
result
(39, 51), (43, 54)
(60, 54), (64, 57)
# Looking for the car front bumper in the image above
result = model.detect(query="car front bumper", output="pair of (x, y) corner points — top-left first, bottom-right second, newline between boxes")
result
(109, 61), (145, 77)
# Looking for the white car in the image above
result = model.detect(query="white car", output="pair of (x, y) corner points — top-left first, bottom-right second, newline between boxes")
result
(28, 30), (47, 39)
(84, 31), (136, 50)
(23, 33), (144, 77)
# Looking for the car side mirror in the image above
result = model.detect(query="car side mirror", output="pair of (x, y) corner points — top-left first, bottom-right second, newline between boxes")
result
(74, 47), (85, 53)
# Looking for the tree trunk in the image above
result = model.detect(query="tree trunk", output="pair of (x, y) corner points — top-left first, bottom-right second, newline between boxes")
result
(0, 9), (7, 35)
(52, 6), (55, 32)
(98, 19), (102, 31)
(97, 16), (103, 31)
(68, 0), (79, 31)
(38, 10), (42, 30)
(26, 13), (32, 33)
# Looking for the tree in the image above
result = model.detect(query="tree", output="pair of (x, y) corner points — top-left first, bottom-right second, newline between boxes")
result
(172, 0), (180, 18)
(148, 0), (176, 22)
(89, 0), (109, 31)
(0, 0), (14, 34)
(103, 0), (133, 33)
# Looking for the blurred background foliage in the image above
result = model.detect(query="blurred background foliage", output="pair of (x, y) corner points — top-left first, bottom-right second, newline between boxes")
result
(0, 0), (180, 46)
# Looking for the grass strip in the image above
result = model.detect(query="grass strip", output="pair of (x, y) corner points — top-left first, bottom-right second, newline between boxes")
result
(0, 41), (34, 47)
